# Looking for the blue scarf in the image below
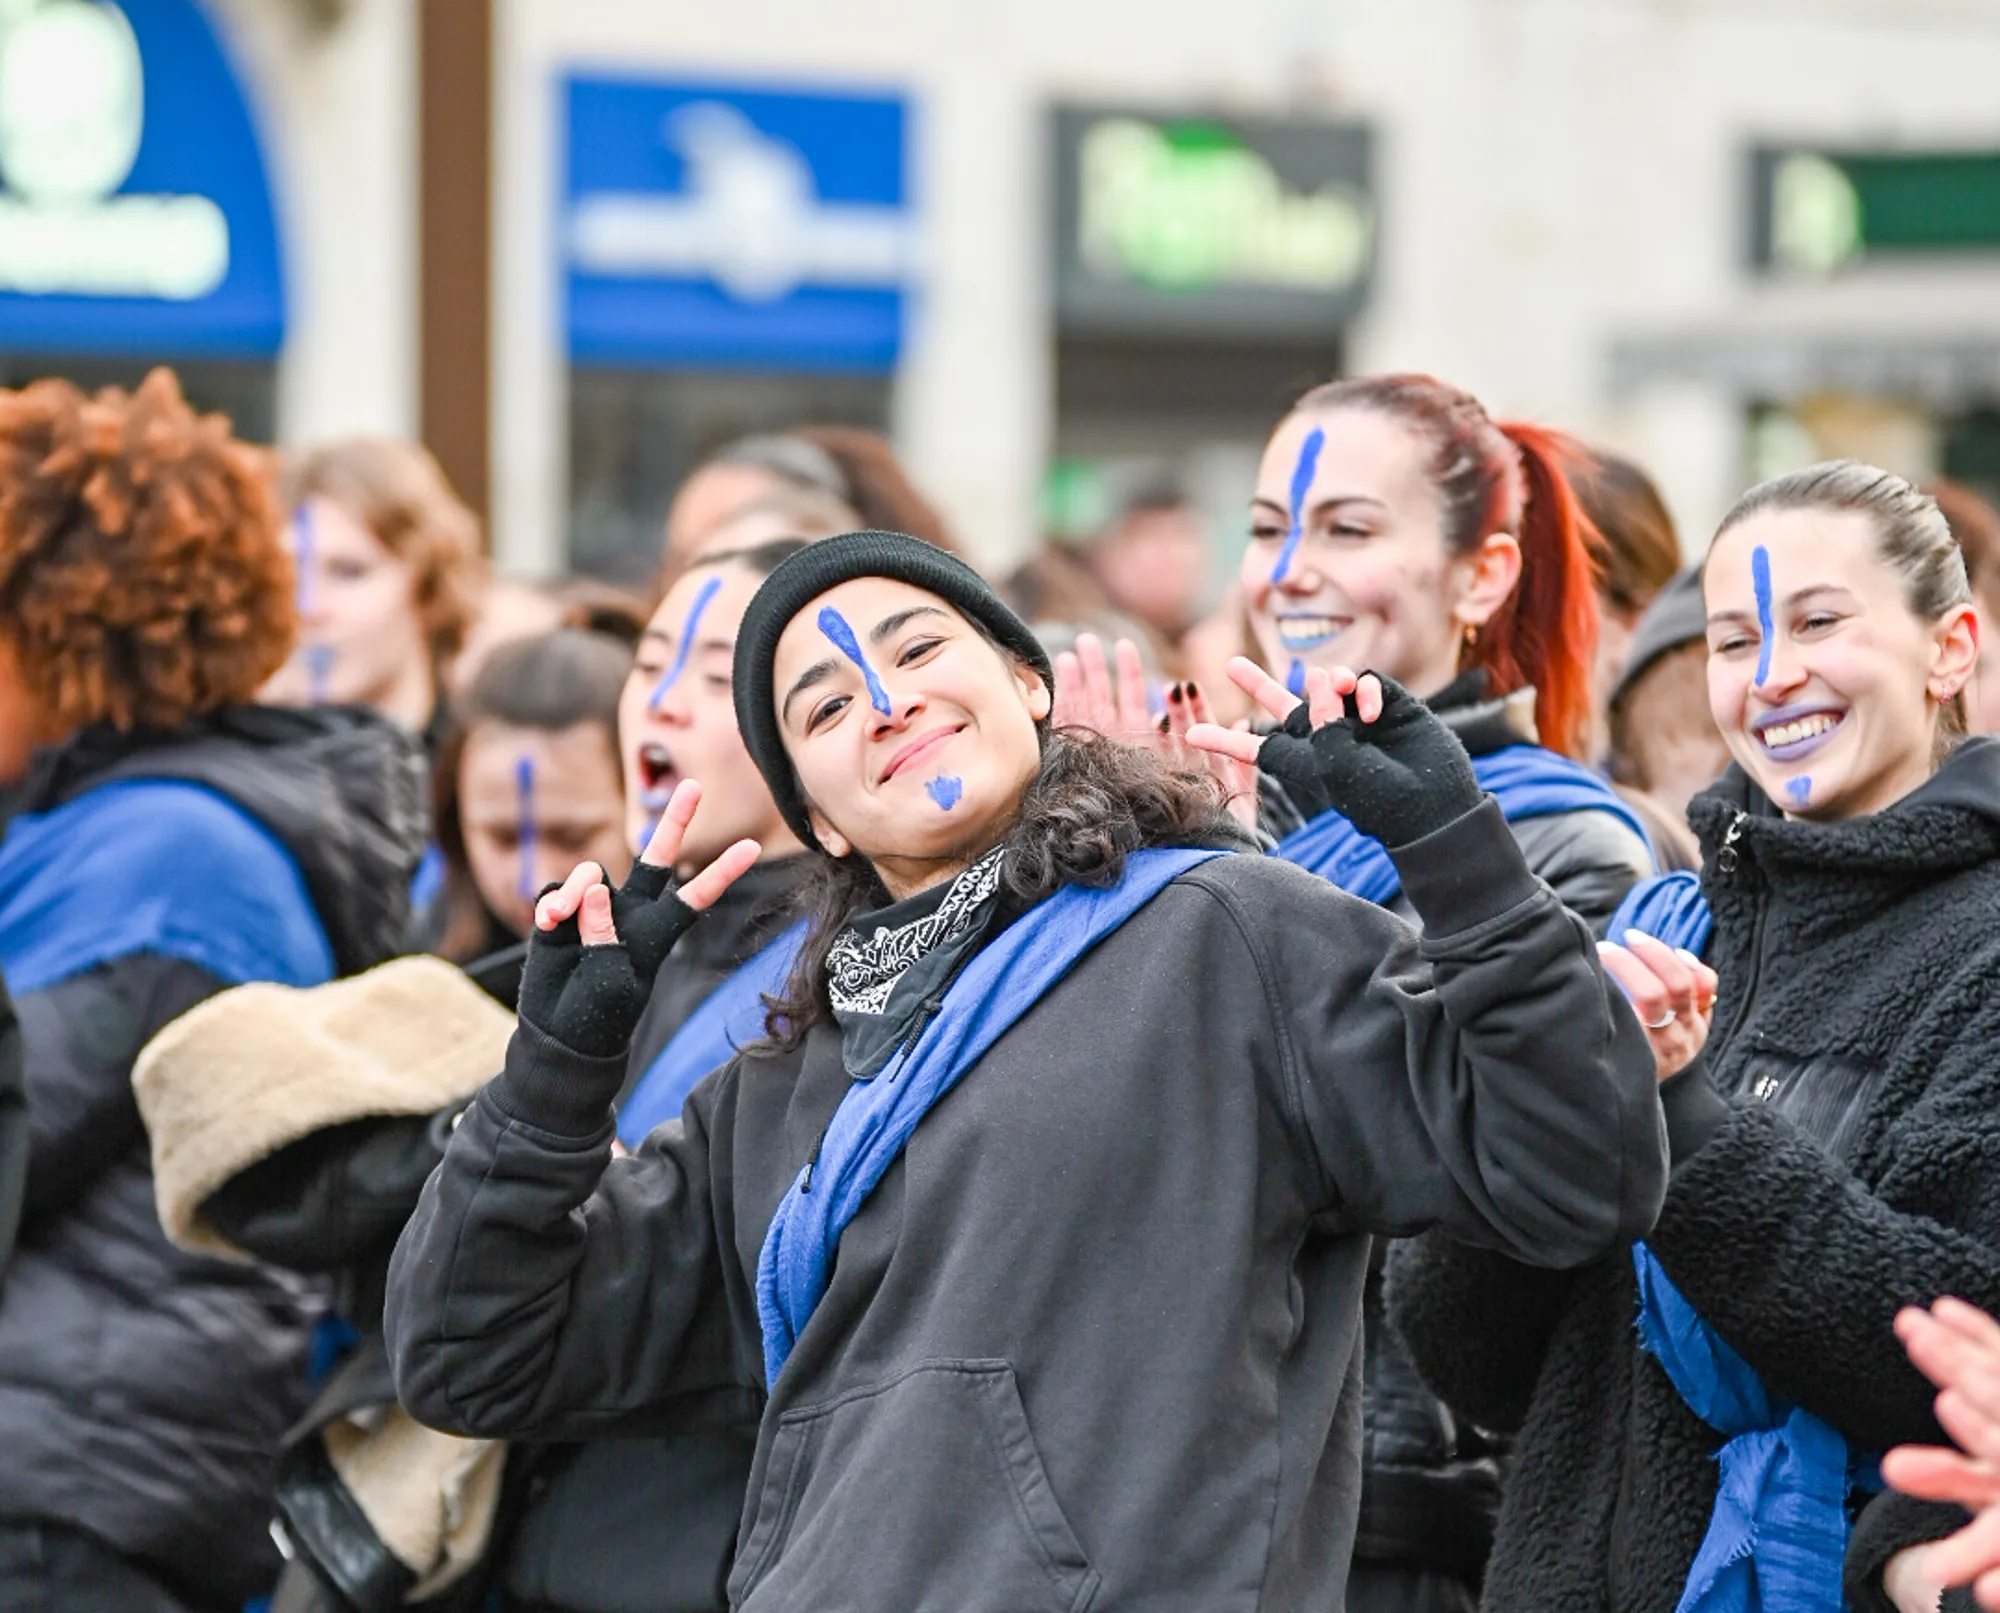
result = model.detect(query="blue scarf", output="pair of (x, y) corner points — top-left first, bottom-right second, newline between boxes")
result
(1609, 870), (1714, 956)
(1274, 744), (1654, 902)
(617, 920), (808, 1147)
(1634, 1243), (1872, 1613)
(0, 779), (334, 995)
(755, 846), (1224, 1386)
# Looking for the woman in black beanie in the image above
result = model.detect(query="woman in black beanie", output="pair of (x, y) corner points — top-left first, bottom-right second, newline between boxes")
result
(385, 530), (1666, 1612)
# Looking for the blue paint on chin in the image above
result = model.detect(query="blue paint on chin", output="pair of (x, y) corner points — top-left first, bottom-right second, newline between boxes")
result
(303, 644), (337, 705)
(818, 606), (893, 716)
(925, 774), (963, 810)
(1270, 426), (1327, 585)
(516, 756), (537, 898)
(1286, 657), (1307, 699)
(1752, 545), (1776, 687)
(650, 573), (723, 707)
(1785, 775), (1812, 806)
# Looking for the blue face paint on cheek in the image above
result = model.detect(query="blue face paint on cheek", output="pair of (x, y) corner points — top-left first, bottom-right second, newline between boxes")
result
(649, 574), (723, 708)
(1752, 545), (1776, 687)
(1270, 426), (1326, 585)
(1286, 658), (1307, 699)
(515, 756), (537, 899)
(925, 775), (963, 810)
(817, 607), (893, 716)
(1786, 776), (1812, 807)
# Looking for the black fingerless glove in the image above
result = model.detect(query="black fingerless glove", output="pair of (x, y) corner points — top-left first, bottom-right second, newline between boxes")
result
(1256, 672), (1483, 848)
(516, 904), (649, 1060)
(608, 860), (702, 983)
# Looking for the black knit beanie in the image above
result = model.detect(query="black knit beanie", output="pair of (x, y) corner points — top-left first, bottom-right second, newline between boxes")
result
(732, 530), (1056, 848)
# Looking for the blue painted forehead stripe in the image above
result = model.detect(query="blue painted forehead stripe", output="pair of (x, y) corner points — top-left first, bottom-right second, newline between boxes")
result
(650, 574), (724, 707)
(1752, 545), (1775, 687)
(1271, 426), (1327, 585)
(817, 606), (894, 716)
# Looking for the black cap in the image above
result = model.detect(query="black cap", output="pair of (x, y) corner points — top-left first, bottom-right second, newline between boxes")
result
(732, 531), (1055, 848)
(1611, 566), (1708, 710)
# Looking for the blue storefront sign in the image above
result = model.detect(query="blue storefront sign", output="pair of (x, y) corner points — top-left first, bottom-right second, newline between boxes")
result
(0, 0), (286, 358)
(563, 75), (914, 372)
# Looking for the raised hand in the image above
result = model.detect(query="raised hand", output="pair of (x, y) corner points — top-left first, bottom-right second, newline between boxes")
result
(1596, 932), (1719, 1081)
(1878, 1298), (2000, 1610)
(518, 780), (760, 1058)
(1052, 632), (1154, 744)
(1184, 656), (1481, 849)
(1162, 679), (1260, 829)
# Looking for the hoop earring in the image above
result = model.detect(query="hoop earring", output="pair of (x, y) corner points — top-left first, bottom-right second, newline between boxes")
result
(1461, 622), (1480, 652)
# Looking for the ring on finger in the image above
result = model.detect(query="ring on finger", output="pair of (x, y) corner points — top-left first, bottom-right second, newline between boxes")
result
(1644, 1008), (1679, 1030)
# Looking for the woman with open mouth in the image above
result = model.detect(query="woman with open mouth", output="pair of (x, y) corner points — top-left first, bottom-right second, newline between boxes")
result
(385, 529), (1666, 1612)
(1230, 370), (1659, 1613)
(1389, 461), (2000, 1613)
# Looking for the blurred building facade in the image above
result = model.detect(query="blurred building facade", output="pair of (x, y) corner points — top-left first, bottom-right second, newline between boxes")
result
(5, 0), (2000, 578)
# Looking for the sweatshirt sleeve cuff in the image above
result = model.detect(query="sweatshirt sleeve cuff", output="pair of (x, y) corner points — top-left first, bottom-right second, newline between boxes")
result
(485, 1018), (627, 1140)
(1660, 1053), (1732, 1168)
(1390, 797), (1542, 935)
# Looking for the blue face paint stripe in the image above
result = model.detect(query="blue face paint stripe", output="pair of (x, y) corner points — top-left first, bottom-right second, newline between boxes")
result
(925, 775), (963, 810)
(1286, 657), (1307, 699)
(292, 502), (316, 615)
(817, 606), (893, 716)
(1752, 544), (1775, 686)
(516, 756), (536, 899)
(1786, 776), (1812, 806)
(1270, 426), (1326, 585)
(650, 574), (723, 708)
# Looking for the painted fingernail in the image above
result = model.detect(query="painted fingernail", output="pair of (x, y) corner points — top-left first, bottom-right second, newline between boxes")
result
(1623, 929), (1649, 947)
(1675, 948), (1702, 965)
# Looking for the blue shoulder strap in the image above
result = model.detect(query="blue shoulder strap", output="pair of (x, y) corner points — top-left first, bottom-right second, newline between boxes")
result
(1633, 1243), (1868, 1613)
(1609, 870), (1714, 956)
(755, 846), (1225, 1386)
(0, 779), (334, 995)
(1275, 743), (1654, 903)
(617, 919), (808, 1146)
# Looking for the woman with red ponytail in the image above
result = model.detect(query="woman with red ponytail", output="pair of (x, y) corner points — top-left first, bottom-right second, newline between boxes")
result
(1230, 373), (1657, 1613)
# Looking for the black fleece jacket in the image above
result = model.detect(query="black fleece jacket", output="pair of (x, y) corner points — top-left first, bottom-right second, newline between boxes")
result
(386, 804), (1665, 1613)
(204, 855), (807, 1613)
(0, 706), (423, 1608)
(1386, 738), (2000, 1613)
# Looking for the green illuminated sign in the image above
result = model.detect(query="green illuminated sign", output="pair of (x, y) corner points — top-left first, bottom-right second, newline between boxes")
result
(1078, 117), (1372, 295)
(1754, 146), (2000, 274)
(1054, 105), (1374, 337)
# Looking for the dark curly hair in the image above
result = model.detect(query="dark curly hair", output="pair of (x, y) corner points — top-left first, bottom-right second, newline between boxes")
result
(759, 730), (1235, 1051)
(0, 368), (294, 733)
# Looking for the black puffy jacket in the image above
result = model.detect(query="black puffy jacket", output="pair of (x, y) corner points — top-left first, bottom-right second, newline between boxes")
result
(0, 707), (423, 1608)
(1388, 740), (2000, 1613)
(204, 856), (806, 1613)
(1261, 678), (1653, 1602)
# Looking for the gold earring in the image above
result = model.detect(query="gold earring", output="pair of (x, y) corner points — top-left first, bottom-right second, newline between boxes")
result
(1461, 623), (1480, 651)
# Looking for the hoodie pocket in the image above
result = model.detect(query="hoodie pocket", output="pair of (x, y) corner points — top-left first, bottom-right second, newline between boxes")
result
(730, 1359), (1100, 1612)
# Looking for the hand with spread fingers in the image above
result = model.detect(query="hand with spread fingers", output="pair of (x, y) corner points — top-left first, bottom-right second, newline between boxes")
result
(1052, 632), (1155, 745)
(1184, 655), (1481, 849)
(518, 779), (761, 1058)
(1595, 929), (1719, 1081)
(1878, 1298), (2000, 1612)
(1055, 634), (1259, 828)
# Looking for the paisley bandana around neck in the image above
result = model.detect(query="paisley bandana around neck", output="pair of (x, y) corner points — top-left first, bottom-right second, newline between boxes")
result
(826, 846), (1005, 1017)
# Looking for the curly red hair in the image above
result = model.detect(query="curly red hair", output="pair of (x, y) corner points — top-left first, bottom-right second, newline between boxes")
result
(0, 368), (295, 733)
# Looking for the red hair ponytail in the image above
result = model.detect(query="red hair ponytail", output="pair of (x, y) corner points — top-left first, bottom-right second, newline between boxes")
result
(1287, 374), (1603, 758)
(1473, 422), (1602, 759)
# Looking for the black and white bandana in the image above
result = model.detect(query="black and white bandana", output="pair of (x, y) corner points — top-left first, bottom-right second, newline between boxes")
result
(827, 846), (1005, 1018)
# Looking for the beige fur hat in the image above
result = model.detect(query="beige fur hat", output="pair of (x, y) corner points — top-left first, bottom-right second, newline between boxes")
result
(134, 954), (516, 1260)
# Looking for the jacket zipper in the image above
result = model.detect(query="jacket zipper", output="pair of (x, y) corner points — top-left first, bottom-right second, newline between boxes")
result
(1709, 809), (1763, 1057)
